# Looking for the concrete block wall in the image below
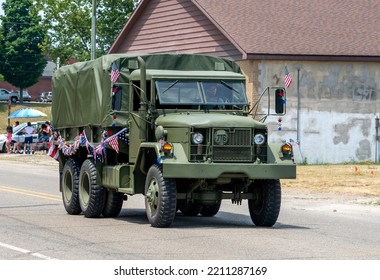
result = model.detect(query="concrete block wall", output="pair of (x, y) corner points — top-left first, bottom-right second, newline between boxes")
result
(256, 60), (380, 164)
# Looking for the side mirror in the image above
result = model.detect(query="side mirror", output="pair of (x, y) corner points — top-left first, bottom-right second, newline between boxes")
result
(274, 88), (286, 114)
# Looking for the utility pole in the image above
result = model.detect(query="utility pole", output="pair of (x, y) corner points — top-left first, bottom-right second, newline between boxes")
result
(91, 0), (97, 60)
(376, 115), (379, 163)
(296, 66), (301, 145)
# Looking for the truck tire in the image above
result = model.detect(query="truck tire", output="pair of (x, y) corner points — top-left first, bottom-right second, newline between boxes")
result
(79, 159), (106, 218)
(177, 200), (202, 216)
(11, 97), (17, 103)
(200, 200), (221, 217)
(62, 158), (82, 215)
(102, 190), (124, 217)
(248, 179), (281, 227)
(145, 164), (177, 227)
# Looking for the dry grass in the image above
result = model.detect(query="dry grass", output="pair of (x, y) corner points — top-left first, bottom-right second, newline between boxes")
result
(0, 103), (52, 133)
(282, 164), (380, 200)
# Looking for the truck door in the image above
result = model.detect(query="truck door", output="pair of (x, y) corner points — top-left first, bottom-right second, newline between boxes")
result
(128, 80), (151, 163)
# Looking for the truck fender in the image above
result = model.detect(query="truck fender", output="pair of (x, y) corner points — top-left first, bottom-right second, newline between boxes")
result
(133, 143), (162, 193)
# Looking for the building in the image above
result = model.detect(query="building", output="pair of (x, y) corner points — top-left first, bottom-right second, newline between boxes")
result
(110, 0), (380, 163)
(0, 60), (55, 101)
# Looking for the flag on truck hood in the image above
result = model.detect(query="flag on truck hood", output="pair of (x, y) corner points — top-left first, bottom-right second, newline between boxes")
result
(110, 62), (120, 83)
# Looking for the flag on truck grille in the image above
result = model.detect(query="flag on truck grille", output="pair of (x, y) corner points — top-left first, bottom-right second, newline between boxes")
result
(111, 62), (120, 83)
(284, 66), (292, 88)
(108, 136), (119, 153)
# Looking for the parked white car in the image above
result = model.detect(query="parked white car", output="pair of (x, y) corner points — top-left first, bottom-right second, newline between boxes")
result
(0, 121), (46, 152)
(12, 90), (32, 102)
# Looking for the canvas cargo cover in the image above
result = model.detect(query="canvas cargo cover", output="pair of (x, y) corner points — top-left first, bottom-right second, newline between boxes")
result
(52, 53), (242, 129)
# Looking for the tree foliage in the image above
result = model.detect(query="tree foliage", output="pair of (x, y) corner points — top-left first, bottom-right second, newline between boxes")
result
(36, 0), (139, 63)
(0, 0), (47, 102)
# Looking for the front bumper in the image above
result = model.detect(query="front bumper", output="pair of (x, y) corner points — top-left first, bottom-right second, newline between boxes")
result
(162, 161), (296, 179)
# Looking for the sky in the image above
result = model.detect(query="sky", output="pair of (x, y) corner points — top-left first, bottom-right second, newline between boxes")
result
(0, 0), (4, 16)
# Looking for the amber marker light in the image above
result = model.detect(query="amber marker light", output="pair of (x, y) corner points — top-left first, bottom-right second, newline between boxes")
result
(281, 143), (292, 154)
(162, 143), (173, 152)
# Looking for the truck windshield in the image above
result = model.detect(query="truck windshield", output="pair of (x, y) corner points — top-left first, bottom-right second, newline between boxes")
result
(155, 80), (248, 106)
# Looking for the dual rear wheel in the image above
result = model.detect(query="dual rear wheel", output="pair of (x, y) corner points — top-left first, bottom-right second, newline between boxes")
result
(62, 159), (123, 218)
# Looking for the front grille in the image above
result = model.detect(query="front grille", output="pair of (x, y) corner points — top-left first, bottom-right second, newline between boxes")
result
(189, 128), (255, 162)
(212, 128), (253, 162)
(213, 146), (253, 162)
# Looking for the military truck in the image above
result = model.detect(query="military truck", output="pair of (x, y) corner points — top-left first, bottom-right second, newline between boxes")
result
(51, 53), (296, 228)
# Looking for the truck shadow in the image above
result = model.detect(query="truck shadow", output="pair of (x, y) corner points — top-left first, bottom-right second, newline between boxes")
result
(115, 208), (309, 229)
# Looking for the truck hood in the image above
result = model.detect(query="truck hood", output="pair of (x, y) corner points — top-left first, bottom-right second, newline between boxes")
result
(155, 112), (266, 129)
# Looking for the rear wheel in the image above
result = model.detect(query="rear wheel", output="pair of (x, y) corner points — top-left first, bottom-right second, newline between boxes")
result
(145, 164), (177, 227)
(79, 159), (106, 218)
(248, 179), (281, 227)
(102, 190), (124, 217)
(200, 200), (221, 217)
(62, 158), (81, 215)
(177, 200), (202, 216)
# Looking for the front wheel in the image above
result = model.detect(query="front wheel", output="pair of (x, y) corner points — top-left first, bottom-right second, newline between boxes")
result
(78, 159), (106, 218)
(145, 164), (177, 227)
(248, 179), (281, 227)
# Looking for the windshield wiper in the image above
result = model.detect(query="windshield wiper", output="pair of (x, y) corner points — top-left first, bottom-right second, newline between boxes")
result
(220, 80), (241, 95)
(161, 80), (179, 94)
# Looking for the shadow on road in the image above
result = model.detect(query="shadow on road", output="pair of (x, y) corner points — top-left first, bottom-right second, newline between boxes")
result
(114, 208), (309, 229)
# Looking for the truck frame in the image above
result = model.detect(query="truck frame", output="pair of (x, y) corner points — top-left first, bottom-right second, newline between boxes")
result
(52, 53), (296, 227)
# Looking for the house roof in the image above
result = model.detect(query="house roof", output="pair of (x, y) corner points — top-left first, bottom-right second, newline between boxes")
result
(193, 0), (380, 59)
(110, 0), (380, 60)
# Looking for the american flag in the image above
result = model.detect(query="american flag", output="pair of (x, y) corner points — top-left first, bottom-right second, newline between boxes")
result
(47, 136), (59, 161)
(118, 130), (129, 144)
(284, 66), (292, 88)
(95, 141), (104, 155)
(111, 62), (120, 83)
(80, 132), (87, 146)
(108, 136), (119, 153)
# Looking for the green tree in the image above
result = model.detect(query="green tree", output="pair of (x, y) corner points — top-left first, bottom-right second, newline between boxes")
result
(0, 0), (47, 102)
(36, 0), (139, 64)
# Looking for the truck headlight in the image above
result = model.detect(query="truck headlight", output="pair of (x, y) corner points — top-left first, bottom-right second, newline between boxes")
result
(254, 133), (265, 145)
(192, 132), (204, 144)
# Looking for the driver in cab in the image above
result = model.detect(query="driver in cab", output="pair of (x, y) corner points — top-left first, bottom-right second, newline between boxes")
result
(204, 84), (225, 109)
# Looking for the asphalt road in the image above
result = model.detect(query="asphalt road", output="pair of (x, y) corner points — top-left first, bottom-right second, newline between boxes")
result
(1, 156), (380, 260)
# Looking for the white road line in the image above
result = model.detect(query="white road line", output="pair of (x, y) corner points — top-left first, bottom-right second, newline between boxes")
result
(0, 241), (58, 260)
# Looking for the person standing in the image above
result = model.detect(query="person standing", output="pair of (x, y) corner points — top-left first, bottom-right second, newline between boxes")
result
(12, 121), (21, 153)
(23, 122), (36, 154)
(5, 126), (13, 154)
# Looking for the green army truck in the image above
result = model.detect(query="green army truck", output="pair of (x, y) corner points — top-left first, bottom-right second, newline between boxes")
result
(51, 53), (296, 227)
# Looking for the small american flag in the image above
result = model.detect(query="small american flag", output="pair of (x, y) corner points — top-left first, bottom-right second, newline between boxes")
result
(111, 62), (120, 83)
(95, 141), (104, 155)
(80, 132), (87, 146)
(118, 130), (129, 144)
(108, 136), (119, 153)
(284, 66), (292, 88)
(47, 136), (59, 161)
